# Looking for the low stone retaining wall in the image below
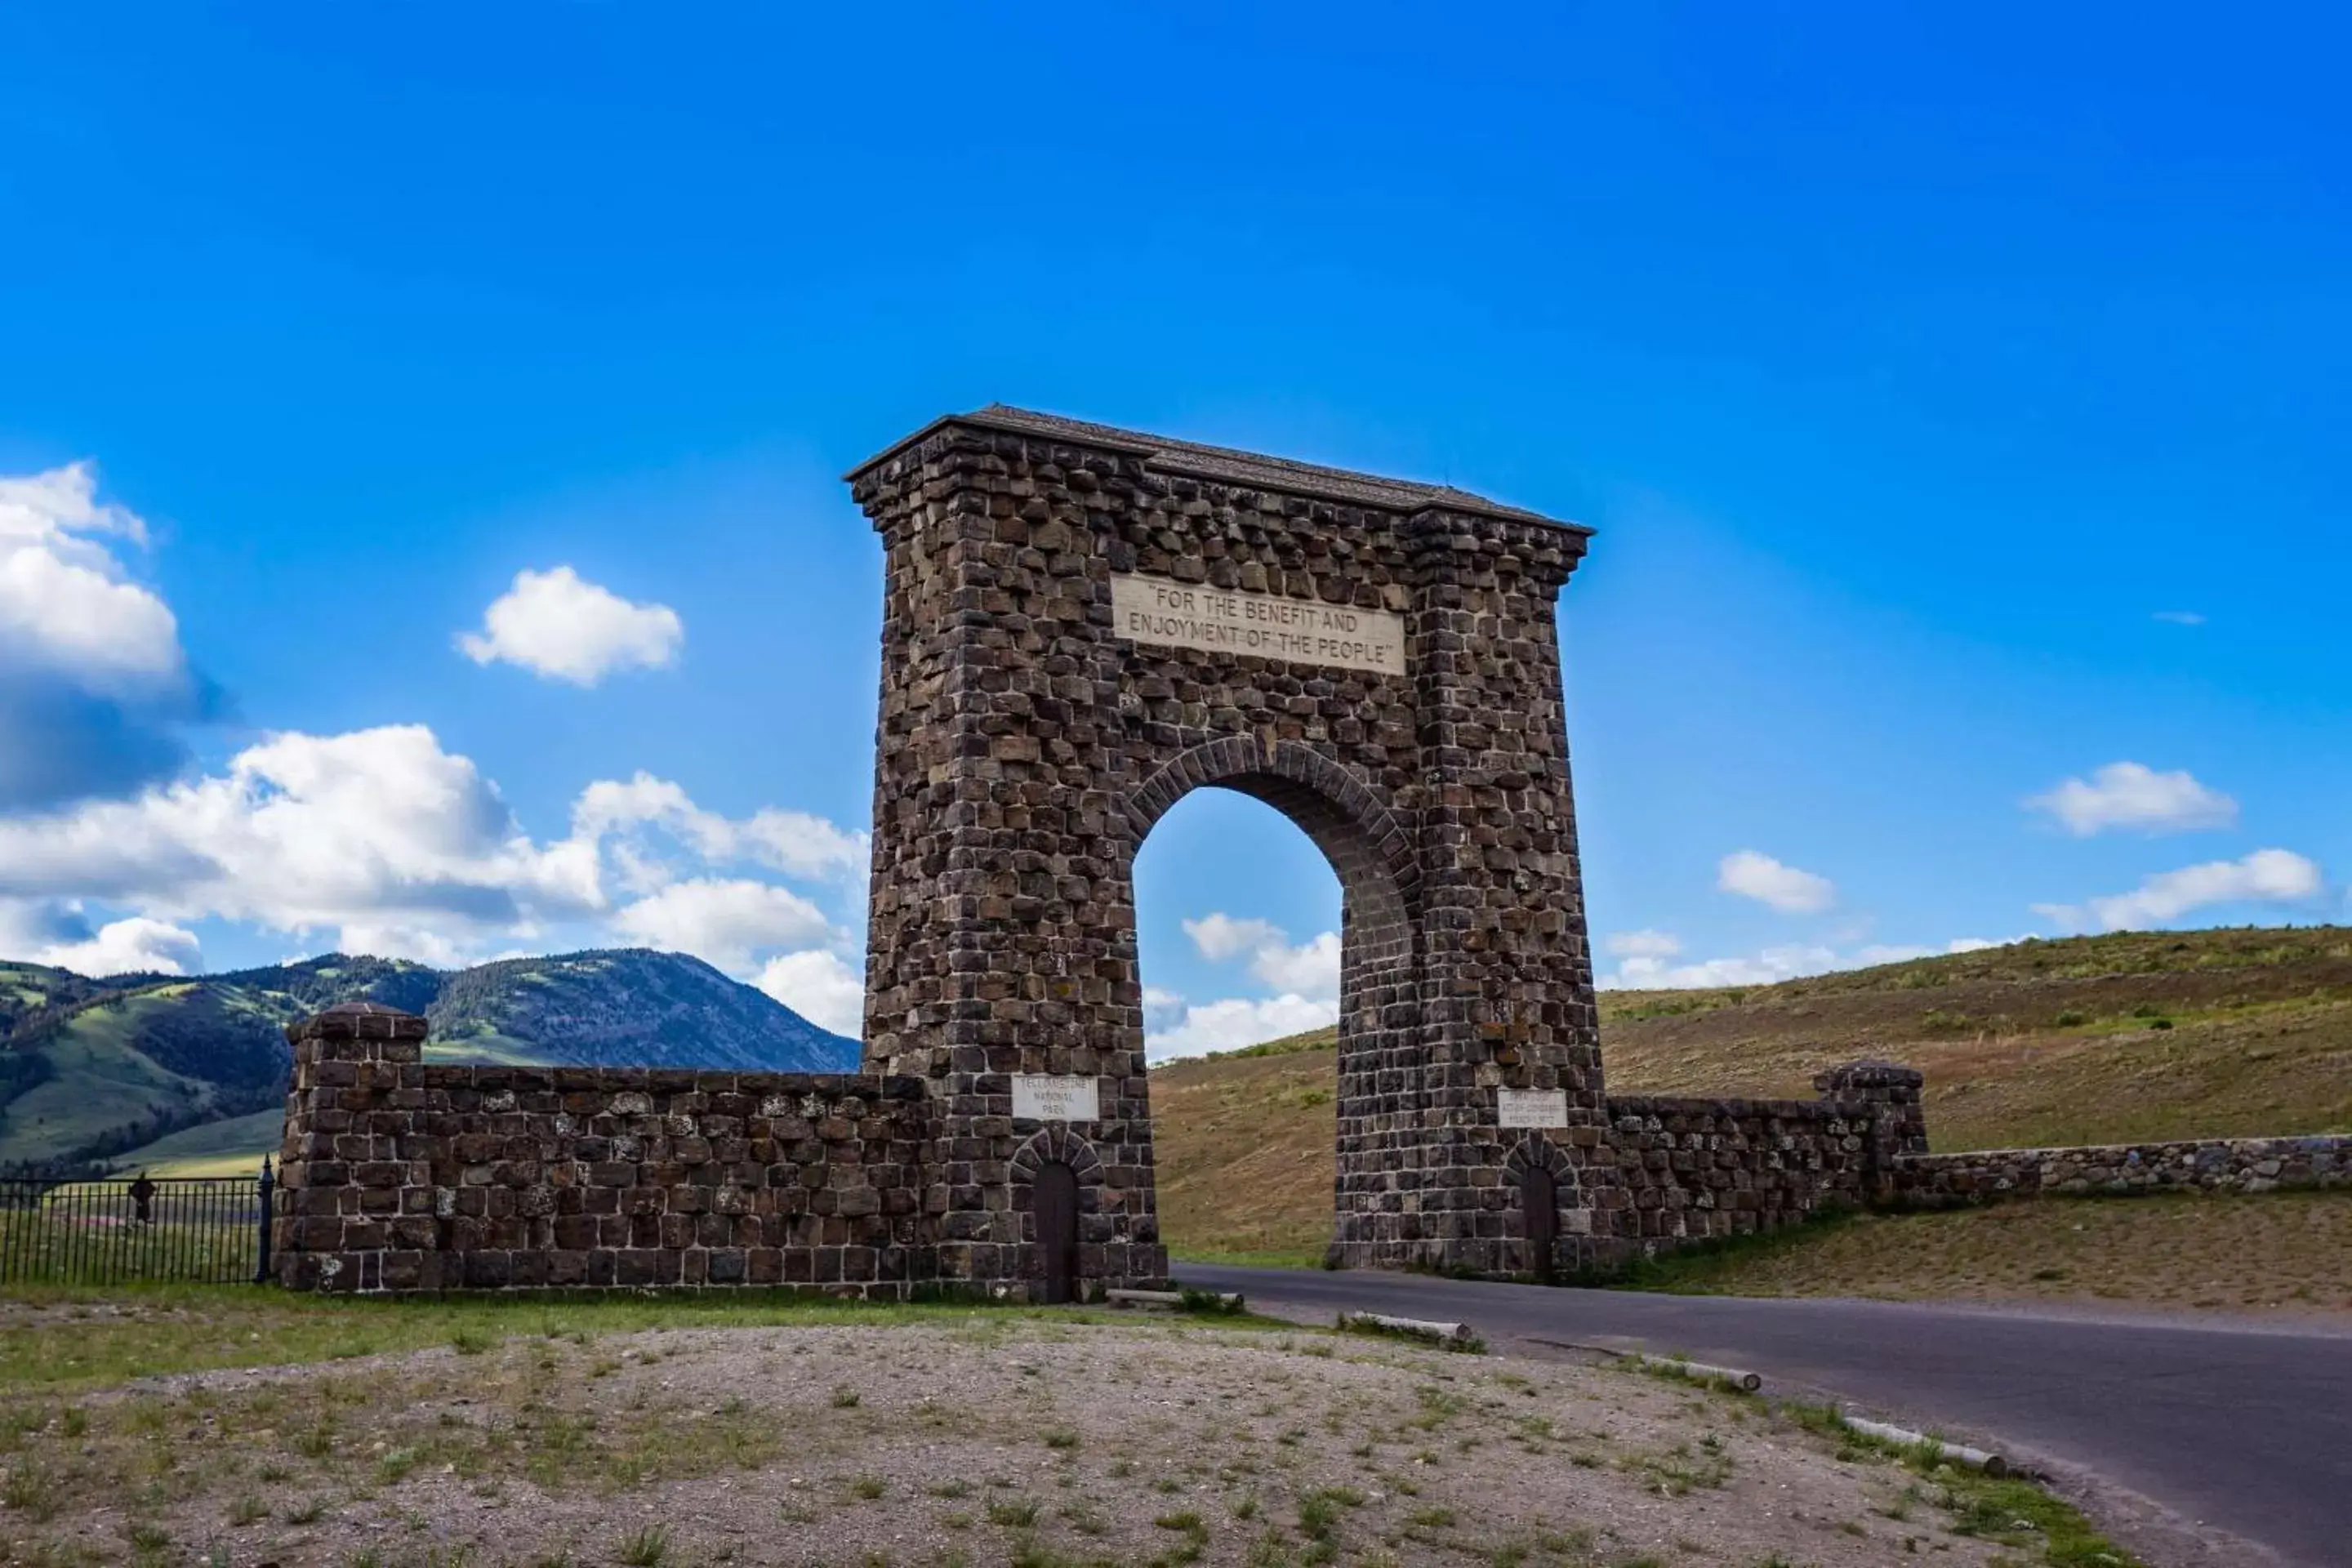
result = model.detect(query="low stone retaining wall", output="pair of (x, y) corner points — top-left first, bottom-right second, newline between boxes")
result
(274, 1004), (936, 1294)
(1893, 1134), (2352, 1205)
(1587, 1061), (1931, 1253)
(1595, 1094), (1876, 1243)
(1584, 1055), (2351, 1266)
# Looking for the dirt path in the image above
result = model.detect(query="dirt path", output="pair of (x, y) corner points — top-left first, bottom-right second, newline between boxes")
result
(2, 1317), (2087, 1566)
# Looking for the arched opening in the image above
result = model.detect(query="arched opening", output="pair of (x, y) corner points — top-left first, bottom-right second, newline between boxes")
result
(1130, 751), (1417, 1269)
(1034, 1159), (1080, 1304)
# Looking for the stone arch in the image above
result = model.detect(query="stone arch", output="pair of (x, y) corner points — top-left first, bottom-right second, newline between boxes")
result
(850, 404), (1601, 1294)
(1125, 737), (1426, 1265)
(1502, 1134), (1575, 1183)
(1009, 1125), (1105, 1190)
(1125, 737), (1421, 911)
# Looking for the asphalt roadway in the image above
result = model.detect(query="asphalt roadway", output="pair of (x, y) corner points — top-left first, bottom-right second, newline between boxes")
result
(1176, 1263), (2352, 1568)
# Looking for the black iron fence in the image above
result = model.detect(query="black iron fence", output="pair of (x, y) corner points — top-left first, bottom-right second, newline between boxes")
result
(0, 1161), (274, 1286)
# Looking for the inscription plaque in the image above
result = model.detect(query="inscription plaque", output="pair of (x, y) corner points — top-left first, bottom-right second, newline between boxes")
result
(1111, 572), (1406, 675)
(1012, 1074), (1101, 1122)
(1498, 1089), (1569, 1129)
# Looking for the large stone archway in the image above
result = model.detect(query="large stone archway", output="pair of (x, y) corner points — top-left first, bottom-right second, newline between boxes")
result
(263, 408), (1932, 1302)
(849, 406), (1600, 1297)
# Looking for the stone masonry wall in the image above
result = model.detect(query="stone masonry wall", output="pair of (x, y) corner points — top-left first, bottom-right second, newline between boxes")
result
(1594, 1094), (1880, 1247)
(273, 1004), (936, 1295)
(1578, 1054), (2350, 1267)
(849, 407), (1603, 1282)
(1582, 1062), (1930, 1263)
(1892, 1134), (2352, 1206)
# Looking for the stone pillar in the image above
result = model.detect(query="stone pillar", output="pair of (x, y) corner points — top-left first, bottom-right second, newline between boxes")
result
(1815, 1058), (1929, 1204)
(1397, 509), (1601, 1274)
(273, 1000), (428, 1291)
(852, 423), (1165, 1300)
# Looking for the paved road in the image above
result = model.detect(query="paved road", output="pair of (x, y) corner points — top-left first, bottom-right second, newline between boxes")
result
(1176, 1263), (2352, 1567)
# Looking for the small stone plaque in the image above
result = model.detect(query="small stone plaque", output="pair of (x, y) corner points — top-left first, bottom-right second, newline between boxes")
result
(1111, 572), (1406, 675)
(1497, 1089), (1569, 1129)
(1012, 1074), (1101, 1122)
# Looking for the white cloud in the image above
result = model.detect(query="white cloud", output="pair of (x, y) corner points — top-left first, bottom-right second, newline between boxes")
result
(30, 915), (202, 978)
(0, 720), (876, 975)
(1717, 850), (1835, 914)
(1183, 913), (1282, 962)
(1145, 994), (1338, 1063)
(754, 949), (865, 1038)
(612, 878), (835, 974)
(574, 773), (866, 887)
(1604, 929), (1682, 960)
(0, 463), (181, 688)
(0, 462), (205, 808)
(2027, 762), (2238, 836)
(737, 809), (868, 882)
(1600, 936), (2013, 991)
(0, 724), (602, 956)
(1251, 930), (1340, 998)
(2036, 849), (2326, 933)
(2152, 610), (2207, 626)
(1183, 912), (1341, 1000)
(1142, 987), (1188, 1032)
(457, 566), (684, 685)
(1851, 938), (2004, 965)
(1604, 944), (1841, 991)
(0, 466), (867, 980)
(326, 921), (478, 969)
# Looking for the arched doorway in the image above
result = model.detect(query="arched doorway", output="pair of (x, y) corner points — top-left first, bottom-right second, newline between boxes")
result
(1522, 1163), (1558, 1283)
(1034, 1159), (1080, 1304)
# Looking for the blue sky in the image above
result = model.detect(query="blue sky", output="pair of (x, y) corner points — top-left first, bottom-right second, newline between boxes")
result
(2, 3), (2345, 1055)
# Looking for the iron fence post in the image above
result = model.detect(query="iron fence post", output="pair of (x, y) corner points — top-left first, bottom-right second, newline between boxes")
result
(255, 1156), (275, 1285)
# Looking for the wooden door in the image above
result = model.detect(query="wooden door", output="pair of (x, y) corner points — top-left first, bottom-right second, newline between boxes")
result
(1036, 1160), (1080, 1304)
(1522, 1164), (1557, 1283)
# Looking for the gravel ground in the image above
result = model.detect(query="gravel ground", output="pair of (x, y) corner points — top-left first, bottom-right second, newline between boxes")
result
(5, 1316), (2079, 1566)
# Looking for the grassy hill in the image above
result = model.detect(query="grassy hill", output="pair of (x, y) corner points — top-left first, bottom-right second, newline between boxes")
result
(0, 960), (134, 1040)
(0, 948), (858, 1174)
(1151, 926), (2352, 1263)
(99, 1108), (286, 1178)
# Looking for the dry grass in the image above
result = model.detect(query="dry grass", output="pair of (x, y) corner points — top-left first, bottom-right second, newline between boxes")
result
(1628, 1190), (2352, 1316)
(1152, 1049), (1337, 1267)
(0, 1298), (2136, 1567)
(1152, 926), (2352, 1279)
(1598, 928), (2352, 1152)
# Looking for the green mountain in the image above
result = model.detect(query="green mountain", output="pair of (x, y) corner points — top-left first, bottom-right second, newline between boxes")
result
(423, 950), (855, 1072)
(0, 948), (858, 1175)
(0, 960), (139, 1045)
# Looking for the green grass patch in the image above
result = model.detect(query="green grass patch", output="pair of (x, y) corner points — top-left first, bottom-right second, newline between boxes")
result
(98, 1109), (281, 1178)
(0, 1283), (1294, 1395)
(1779, 1401), (2147, 1567)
